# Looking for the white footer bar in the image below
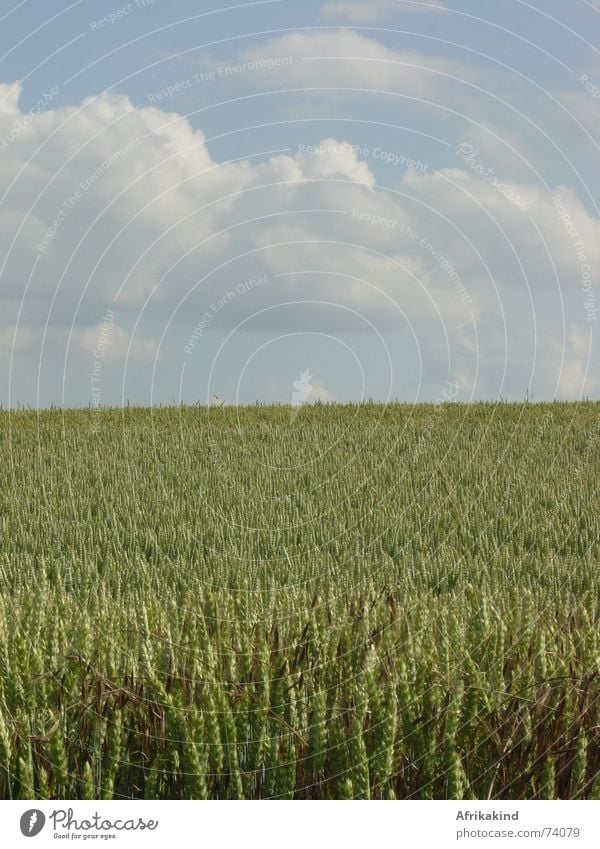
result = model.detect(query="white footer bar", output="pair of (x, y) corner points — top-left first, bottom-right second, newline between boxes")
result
(1, 800), (597, 848)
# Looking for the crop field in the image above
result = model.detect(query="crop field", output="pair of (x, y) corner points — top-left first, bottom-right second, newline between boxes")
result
(0, 402), (599, 800)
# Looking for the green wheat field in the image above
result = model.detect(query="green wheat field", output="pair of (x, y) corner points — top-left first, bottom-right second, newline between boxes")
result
(0, 402), (599, 799)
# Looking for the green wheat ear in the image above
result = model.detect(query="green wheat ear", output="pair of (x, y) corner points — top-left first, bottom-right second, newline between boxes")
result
(82, 761), (95, 800)
(37, 767), (49, 800)
(571, 730), (588, 798)
(48, 729), (68, 799)
(101, 709), (122, 800)
(0, 710), (12, 799)
(590, 771), (600, 800)
(1, 403), (599, 799)
(340, 777), (354, 799)
(17, 745), (35, 801)
(540, 756), (557, 800)
(348, 717), (370, 800)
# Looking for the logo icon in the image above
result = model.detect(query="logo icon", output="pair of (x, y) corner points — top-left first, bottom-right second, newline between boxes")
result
(20, 810), (45, 837)
(291, 369), (314, 420)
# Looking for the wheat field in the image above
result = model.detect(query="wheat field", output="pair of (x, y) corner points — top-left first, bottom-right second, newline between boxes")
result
(0, 402), (599, 799)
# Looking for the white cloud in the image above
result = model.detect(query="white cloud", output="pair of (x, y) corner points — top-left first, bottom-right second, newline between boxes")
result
(309, 379), (336, 402)
(0, 326), (35, 359)
(72, 324), (157, 363)
(0, 82), (23, 114)
(320, 0), (446, 22)
(0, 81), (598, 401)
(558, 92), (600, 158)
(295, 138), (376, 186)
(400, 168), (600, 294)
(554, 325), (595, 399)
(232, 30), (466, 95)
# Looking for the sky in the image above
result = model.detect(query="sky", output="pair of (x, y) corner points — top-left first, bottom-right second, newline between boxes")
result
(0, 0), (599, 407)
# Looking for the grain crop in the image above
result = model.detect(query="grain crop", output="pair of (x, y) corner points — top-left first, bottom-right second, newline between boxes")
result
(0, 402), (598, 799)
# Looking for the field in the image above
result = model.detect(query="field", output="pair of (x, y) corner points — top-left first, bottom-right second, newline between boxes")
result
(0, 402), (599, 800)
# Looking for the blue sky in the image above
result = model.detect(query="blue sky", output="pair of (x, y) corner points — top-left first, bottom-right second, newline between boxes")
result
(1, 0), (599, 406)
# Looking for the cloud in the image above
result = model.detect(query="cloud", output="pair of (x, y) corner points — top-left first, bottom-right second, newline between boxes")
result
(399, 168), (600, 295)
(295, 138), (376, 186)
(0, 81), (599, 401)
(320, 0), (447, 22)
(558, 91), (600, 158)
(225, 30), (467, 96)
(308, 379), (336, 402)
(72, 324), (157, 363)
(0, 326), (36, 360)
(554, 325), (595, 399)
(0, 82), (23, 114)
